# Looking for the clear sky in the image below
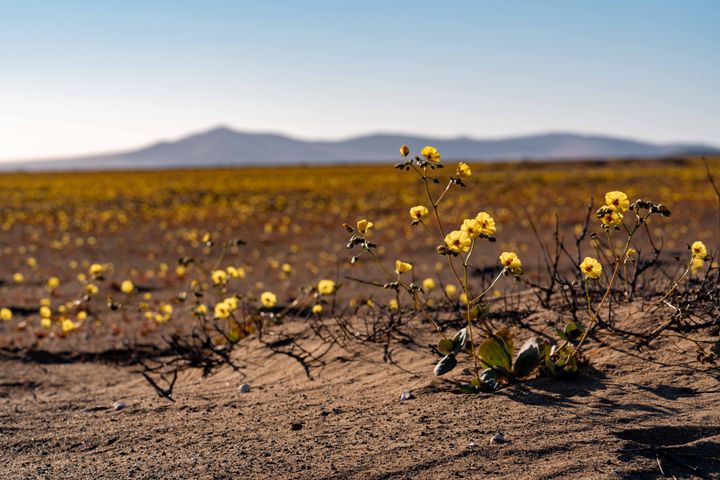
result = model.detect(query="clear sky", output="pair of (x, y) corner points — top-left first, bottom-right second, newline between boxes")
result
(1, 0), (719, 161)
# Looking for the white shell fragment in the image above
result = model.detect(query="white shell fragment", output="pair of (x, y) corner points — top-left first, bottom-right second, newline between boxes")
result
(400, 391), (414, 401)
(112, 401), (127, 411)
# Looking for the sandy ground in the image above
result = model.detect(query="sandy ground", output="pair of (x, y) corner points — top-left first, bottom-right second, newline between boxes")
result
(1, 308), (719, 480)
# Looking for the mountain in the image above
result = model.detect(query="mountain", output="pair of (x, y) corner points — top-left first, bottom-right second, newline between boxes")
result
(3, 126), (719, 171)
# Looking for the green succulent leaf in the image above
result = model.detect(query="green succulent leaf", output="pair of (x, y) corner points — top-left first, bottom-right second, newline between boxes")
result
(458, 383), (481, 394)
(564, 322), (585, 342)
(496, 329), (515, 357)
(437, 338), (454, 355)
(538, 341), (552, 360)
(433, 354), (457, 376)
(479, 368), (502, 392)
(477, 335), (512, 371)
(543, 357), (560, 378)
(451, 328), (468, 355)
(512, 337), (540, 378)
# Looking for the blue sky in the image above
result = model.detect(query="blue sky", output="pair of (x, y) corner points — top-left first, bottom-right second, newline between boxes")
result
(1, 0), (718, 161)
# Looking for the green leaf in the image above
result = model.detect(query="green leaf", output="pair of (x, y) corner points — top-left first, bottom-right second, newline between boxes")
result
(477, 335), (512, 371)
(451, 328), (468, 355)
(513, 337), (540, 378)
(543, 357), (559, 378)
(458, 383), (481, 394)
(538, 341), (552, 360)
(479, 368), (501, 392)
(433, 354), (457, 376)
(497, 329), (515, 357)
(437, 338), (454, 356)
(564, 322), (585, 342)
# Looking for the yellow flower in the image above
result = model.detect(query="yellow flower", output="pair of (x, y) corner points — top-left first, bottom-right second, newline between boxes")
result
(195, 304), (208, 315)
(625, 248), (637, 263)
(226, 266), (239, 278)
(76, 311), (87, 321)
(388, 299), (399, 310)
(312, 304), (323, 315)
(176, 265), (187, 278)
(395, 260), (413, 274)
(120, 280), (134, 294)
(409, 205), (429, 221)
(39, 306), (52, 319)
(475, 212), (496, 236)
(12, 272), (24, 283)
(691, 257), (705, 274)
(422, 277), (436, 291)
(399, 144), (410, 157)
(160, 303), (173, 315)
(211, 269), (228, 285)
(281, 263), (292, 274)
(61, 319), (77, 334)
(86, 284), (99, 296)
(691, 241), (707, 259)
(214, 302), (231, 319)
(357, 219), (373, 235)
(600, 209), (623, 226)
(0, 308), (12, 321)
(89, 263), (104, 277)
(261, 291), (277, 308)
(456, 162), (471, 178)
(445, 284), (457, 298)
(605, 191), (630, 213)
(580, 257), (603, 279)
(41, 318), (52, 329)
(224, 296), (238, 310)
(317, 279), (336, 295)
(444, 230), (471, 254)
(421, 145), (441, 162)
(40, 298), (51, 307)
(461, 218), (482, 239)
(499, 252), (522, 270)
(47, 277), (60, 290)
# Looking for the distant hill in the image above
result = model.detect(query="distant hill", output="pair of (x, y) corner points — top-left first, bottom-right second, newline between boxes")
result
(3, 126), (719, 171)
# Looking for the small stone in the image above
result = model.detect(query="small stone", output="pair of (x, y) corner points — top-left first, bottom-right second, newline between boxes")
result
(112, 401), (126, 411)
(238, 383), (251, 393)
(291, 422), (303, 431)
(400, 391), (414, 401)
(490, 432), (505, 444)
(467, 440), (477, 448)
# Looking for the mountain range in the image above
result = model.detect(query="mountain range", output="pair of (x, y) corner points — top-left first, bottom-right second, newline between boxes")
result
(3, 126), (718, 171)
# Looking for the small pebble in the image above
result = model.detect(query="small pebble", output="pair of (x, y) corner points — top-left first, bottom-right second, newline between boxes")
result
(112, 401), (126, 411)
(400, 391), (414, 401)
(467, 440), (477, 448)
(238, 383), (251, 393)
(490, 432), (505, 444)
(291, 422), (304, 431)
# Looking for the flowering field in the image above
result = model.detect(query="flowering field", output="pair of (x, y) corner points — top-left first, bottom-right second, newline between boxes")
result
(1, 154), (719, 479)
